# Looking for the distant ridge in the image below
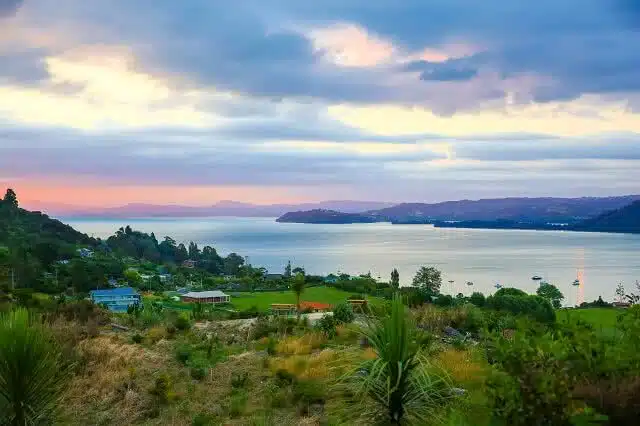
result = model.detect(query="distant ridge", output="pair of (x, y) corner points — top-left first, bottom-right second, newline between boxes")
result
(574, 200), (640, 233)
(276, 195), (640, 225)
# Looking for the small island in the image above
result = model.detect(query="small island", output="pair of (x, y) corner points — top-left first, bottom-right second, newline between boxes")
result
(276, 209), (379, 224)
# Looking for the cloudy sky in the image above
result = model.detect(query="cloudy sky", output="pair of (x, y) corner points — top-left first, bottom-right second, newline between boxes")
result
(1, 0), (639, 208)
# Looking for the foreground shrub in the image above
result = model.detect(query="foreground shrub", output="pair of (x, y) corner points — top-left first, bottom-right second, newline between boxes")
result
(351, 294), (453, 424)
(486, 330), (575, 425)
(173, 314), (192, 331)
(316, 314), (337, 338)
(0, 309), (71, 425)
(333, 302), (355, 324)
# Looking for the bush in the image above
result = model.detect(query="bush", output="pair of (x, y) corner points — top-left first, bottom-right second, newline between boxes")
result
(332, 302), (355, 324)
(132, 333), (144, 344)
(190, 363), (207, 380)
(231, 371), (249, 389)
(486, 294), (555, 324)
(149, 374), (171, 405)
(176, 345), (192, 364)
(173, 314), (192, 331)
(192, 413), (216, 426)
(486, 331), (574, 425)
(469, 292), (486, 307)
(316, 314), (337, 338)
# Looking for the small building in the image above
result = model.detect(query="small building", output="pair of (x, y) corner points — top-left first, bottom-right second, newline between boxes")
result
(300, 301), (332, 312)
(613, 301), (632, 308)
(347, 299), (368, 312)
(90, 287), (141, 312)
(271, 303), (297, 316)
(77, 248), (94, 258)
(182, 259), (197, 269)
(158, 274), (172, 282)
(180, 290), (230, 304)
(323, 274), (338, 284)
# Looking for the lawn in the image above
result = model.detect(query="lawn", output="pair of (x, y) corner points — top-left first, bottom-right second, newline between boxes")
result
(230, 286), (381, 311)
(557, 307), (623, 331)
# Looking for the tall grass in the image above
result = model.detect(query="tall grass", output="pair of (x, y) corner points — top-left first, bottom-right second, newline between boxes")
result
(0, 309), (70, 425)
(352, 294), (453, 425)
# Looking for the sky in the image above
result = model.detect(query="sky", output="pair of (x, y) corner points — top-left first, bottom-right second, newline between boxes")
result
(1, 0), (639, 208)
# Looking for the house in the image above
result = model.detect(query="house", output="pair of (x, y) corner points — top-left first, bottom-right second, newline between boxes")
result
(180, 290), (230, 304)
(77, 248), (94, 258)
(299, 301), (332, 312)
(158, 274), (172, 283)
(90, 287), (141, 312)
(182, 259), (197, 269)
(347, 299), (368, 312)
(323, 274), (338, 284)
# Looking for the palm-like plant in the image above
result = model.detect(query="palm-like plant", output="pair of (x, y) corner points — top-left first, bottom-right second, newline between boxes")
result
(0, 309), (70, 425)
(291, 272), (306, 319)
(353, 294), (453, 424)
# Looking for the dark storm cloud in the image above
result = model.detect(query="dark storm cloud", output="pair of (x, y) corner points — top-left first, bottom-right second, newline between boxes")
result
(0, 50), (50, 85)
(6, 0), (639, 110)
(0, 0), (23, 17)
(452, 134), (640, 161)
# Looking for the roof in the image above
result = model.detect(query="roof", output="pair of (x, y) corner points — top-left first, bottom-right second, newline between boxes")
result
(182, 290), (229, 299)
(300, 301), (332, 310)
(90, 287), (139, 297)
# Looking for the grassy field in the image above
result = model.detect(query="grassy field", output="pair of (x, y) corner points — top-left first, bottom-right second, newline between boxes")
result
(144, 286), (382, 312)
(231, 286), (380, 311)
(557, 307), (623, 330)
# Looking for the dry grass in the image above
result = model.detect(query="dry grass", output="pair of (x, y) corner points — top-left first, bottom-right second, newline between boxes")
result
(433, 348), (487, 387)
(276, 333), (327, 355)
(145, 326), (167, 344)
(59, 334), (169, 425)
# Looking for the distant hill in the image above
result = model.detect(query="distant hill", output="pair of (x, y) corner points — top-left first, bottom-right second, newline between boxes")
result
(49, 200), (394, 218)
(276, 209), (378, 224)
(573, 201), (640, 233)
(368, 196), (640, 223)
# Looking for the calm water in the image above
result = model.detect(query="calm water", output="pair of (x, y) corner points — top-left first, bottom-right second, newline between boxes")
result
(63, 217), (640, 305)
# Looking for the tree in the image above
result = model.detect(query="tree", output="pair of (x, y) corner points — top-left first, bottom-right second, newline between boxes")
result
(176, 244), (188, 263)
(3, 188), (18, 208)
(291, 272), (306, 320)
(469, 291), (486, 307)
(412, 266), (442, 295)
(0, 309), (70, 424)
(352, 294), (452, 424)
(223, 253), (244, 276)
(188, 242), (200, 259)
(292, 266), (305, 276)
(124, 268), (143, 287)
(615, 282), (626, 303)
(284, 260), (292, 278)
(495, 287), (527, 298)
(536, 283), (565, 309)
(390, 268), (400, 290)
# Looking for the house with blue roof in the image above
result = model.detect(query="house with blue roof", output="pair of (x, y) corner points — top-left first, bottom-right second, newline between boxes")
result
(90, 287), (141, 312)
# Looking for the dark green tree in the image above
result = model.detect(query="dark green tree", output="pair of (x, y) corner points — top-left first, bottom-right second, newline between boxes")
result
(284, 260), (292, 278)
(3, 188), (18, 208)
(412, 266), (442, 295)
(223, 253), (244, 276)
(469, 291), (486, 307)
(390, 268), (400, 290)
(536, 283), (565, 309)
(291, 272), (306, 320)
(188, 242), (200, 259)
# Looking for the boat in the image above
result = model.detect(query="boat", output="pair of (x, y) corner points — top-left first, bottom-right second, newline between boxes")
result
(466, 281), (474, 286)
(494, 283), (503, 289)
(572, 279), (580, 287)
(531, 275), (543, 281)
